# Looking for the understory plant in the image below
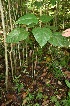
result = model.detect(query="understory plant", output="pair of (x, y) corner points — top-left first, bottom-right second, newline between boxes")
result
(51, 95), (70, 106)
(6, 13), (70, 48)
(6, 12), (70, 105)
(6, 13), (70, 79)
(50, 79), (70, 106)
(22, 90), (43, 106)
(13, 74), (24, 93)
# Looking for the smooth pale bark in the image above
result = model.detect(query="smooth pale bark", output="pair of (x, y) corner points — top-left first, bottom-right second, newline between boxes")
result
(0, 0), (9, 90)
(8, 0), (14, 77)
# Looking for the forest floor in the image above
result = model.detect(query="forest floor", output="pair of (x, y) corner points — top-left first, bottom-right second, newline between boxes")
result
(0, 50), (70, 106)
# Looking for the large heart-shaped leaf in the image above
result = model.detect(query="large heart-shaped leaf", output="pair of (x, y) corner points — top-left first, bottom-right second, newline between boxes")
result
(48, 32), (69, 47)
(32, 27), (52, 48)
(16, 13), (38, 25)
(6, 28), (29, 43)
(40, 15), (53, 23)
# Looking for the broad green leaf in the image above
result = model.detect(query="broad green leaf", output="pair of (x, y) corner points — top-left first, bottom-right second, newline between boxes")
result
(32, 27), (52, 48)
(40, 15), (53, 23)
(48, 32), (69, 47)
(65, 80), (70, 88)
(6, 28), (29, 43)
(16, 13), (38, 25)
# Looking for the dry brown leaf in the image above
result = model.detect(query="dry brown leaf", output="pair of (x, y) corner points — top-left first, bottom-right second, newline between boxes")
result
(43, 79), (50, 84)
(56, 95), (61, 99)
(58, 81), (62, 85)
(41, 72), (47, 77)
(22, 99), (27, 106)
(42, 100), (49, 105)
(0, 30), (3, 34)
(1, 103), (5, 106)
(22, 92), (27, 99)
(64, 71), (70, 78)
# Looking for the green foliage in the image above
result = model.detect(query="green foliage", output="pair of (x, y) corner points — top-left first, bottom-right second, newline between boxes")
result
(32, 27), (52, 48)
(51, 96), (58, 102)
(13, 75), (24, 93)
(47, 25), (58, 31)
(51, 95), (70, 106)
(50, 0), (60, 5)
(68, 92), (70, 97)
(40, 15), (53, 23)
(34, 103), (40, 106)
(46, 83), (51, 87)
(33, 1), (43, 8)
(50, 59), (63, 79)
(60, 56), (69, 67)
(15, 83), (23, 93)
(23, 90), (44, 105)
(51, 96), (60, 106)
(48, 32), (69, 47)
(6, 13), (70, 48)
(0, 73), (5, 79)
(1, 1), (70, 105)
(36, 92), (43, 99)
(65, 80), (70, 88)
(6, 28), (29, 43)
(61, 90), (70, 106)
(16, 13), (38, 25)
(24, 92), (34, 105)
(27, 93), (34, 100)
(53, 69), (63, 79)
(61, 98), (70, 106)
(50, 0), (56, 5)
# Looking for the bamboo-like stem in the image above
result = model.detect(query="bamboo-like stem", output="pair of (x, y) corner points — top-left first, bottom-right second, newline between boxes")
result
(25, 27), (28, 65)
(22, 44), (24, 64)
(32, 0), (35, 14)
(31, 0), (36, 78)
(8, 0), (13, 30)
(54, 1), (59, 27)
(37, 0), (42, 63)
(13, 4), (17, 20)
(39, 6), (42, 27)
(32, 50), (34, 78)
(45, 2), (49, 15)
(0, 0), (9, 90)
(13, 49), (17, 74)
(12, 1), (18, 74)
(25, 0), (29, 65)
(8, 0), (14, 77)
(18, 43), (21, 66)
(25, 41), (28, 65)
(62, 16), (65, 29)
